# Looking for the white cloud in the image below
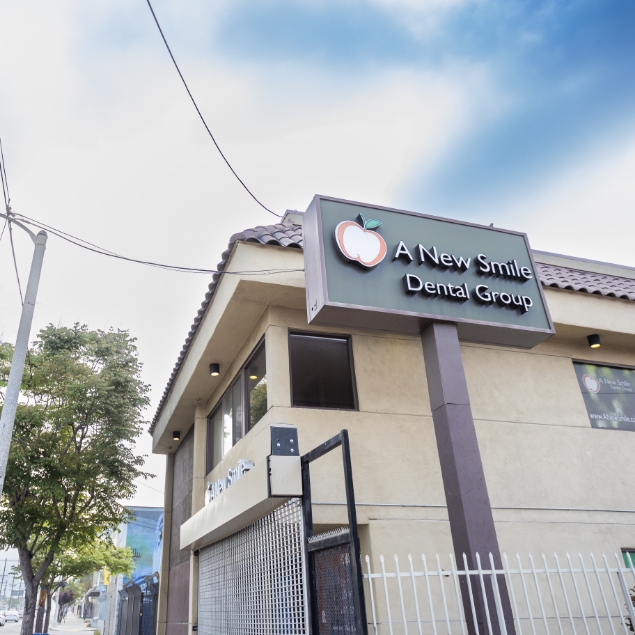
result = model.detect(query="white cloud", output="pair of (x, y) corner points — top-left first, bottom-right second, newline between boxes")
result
(0, 0), (494, 503)
(490, 124), (635, 266)
(4, 0), (632, 511)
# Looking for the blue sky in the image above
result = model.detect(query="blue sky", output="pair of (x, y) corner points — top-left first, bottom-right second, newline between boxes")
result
(1, 0), (635, 506)
(211, 0), (635, 214)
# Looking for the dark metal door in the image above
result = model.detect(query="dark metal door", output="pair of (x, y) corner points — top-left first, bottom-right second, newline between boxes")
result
(141, 575), (160, 635)
(301, 430), (368, 635)
(117, 589), (129, 635)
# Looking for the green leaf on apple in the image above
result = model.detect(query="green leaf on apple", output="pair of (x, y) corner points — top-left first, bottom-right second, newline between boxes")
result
(364, 219), (382, 230)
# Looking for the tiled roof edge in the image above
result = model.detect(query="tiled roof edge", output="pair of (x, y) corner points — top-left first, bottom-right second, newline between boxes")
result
(149, 223), (303, 434)
(536, 262), (635, 302)
(149, 228), (635, 434)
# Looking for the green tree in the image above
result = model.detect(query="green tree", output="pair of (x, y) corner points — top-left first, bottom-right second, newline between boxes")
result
(41, 538), (135, 632)
(0, 324), (150, 635)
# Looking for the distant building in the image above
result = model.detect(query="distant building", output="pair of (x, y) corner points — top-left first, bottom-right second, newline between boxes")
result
(103, 507), (163, 635)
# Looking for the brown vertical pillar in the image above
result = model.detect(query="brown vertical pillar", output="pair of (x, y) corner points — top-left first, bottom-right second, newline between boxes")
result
(421, 322), (515, 635)
(156, 452), (174, 635)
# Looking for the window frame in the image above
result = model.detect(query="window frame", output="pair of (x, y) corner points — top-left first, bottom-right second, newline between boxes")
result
(572, 359), (635, 371)
(206, 337), (267, 475)
(288, 330), (359, 411)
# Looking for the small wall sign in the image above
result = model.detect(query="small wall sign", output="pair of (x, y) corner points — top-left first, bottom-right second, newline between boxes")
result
(206, 459), (254, 505)
(304, 196), (554, 348)
(574, 362), (635, 431)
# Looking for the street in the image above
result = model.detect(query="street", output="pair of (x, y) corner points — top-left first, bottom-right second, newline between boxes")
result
(0, 612), (93, 635)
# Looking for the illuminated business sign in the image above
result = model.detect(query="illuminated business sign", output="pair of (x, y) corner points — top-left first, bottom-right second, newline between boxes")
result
(304, 196), (554, 348)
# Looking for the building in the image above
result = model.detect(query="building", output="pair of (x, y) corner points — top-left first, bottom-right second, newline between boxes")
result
(151, 196), (635, 635)
(104, 507), (163, 635)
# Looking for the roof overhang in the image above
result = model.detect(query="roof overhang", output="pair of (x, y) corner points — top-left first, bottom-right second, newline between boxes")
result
(152, 242), (305, 453)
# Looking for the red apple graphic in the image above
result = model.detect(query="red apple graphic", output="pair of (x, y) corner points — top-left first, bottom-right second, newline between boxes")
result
(582, 374), (600, 393)
(335, 213), (387, 268)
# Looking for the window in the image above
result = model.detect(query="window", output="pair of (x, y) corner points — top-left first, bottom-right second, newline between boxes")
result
(573, 361), (635, 431)
(623, 550), (635, 570)
(247, 344), (267, 431)
(289, 332), (357, 409)
(206, 341), (267, 474)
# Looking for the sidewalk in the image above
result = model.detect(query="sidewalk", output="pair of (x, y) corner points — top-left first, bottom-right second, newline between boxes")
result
(49, 612), (94, 634)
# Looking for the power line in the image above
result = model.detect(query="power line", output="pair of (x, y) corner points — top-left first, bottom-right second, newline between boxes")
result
(0, 138), (10, 207)
(0, 144), (23, 303)
(144, 0), (281, 219)
(133, 479), (164, 495)
(13, 211), (304, 276)
(7, 220), (23, 305)
(0, 214), (7, 244)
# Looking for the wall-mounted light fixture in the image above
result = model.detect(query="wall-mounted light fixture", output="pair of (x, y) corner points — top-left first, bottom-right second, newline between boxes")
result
(249, 366), (259, 380)
(587, 334), (601, 349)
(209, 363), (220, 376)
(173, 431), (181, 441)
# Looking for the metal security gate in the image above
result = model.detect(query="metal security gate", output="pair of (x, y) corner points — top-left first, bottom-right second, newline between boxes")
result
(302, 430), (368, 635)
(197, 429), (366, 635)
(116, 576), (160, 635)
(141, 575), (160, 635)
(198, 497), (307, 635)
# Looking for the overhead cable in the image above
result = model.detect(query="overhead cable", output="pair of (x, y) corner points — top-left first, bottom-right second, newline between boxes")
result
(7, 220), (23, 304)
(0, 214), (7, 244)
(0, 138), (10, 207)
(0, 142), (23, 303)
(133, 479), (164, 495)
(13, 211), (303, 276)
(144, 0), (281, 219)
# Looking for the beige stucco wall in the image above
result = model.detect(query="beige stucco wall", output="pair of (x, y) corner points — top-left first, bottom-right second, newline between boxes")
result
(199, 299), (635, 563)
(154, 240), (635, 626)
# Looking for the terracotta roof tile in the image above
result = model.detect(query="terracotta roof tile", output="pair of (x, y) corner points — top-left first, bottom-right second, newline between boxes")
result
(149, 224), (634, 433)
(536, 262), (635, 301)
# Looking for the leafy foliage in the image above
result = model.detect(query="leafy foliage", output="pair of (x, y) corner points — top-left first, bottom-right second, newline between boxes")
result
(45, 538), (135, 586)
(0, 324), (150, 635)
(249, 381), (268, 429)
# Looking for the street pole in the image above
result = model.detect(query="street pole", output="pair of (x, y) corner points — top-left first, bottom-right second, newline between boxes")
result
(0, 210), (47, 494)
(9, 574), (15, 610)
(0, 558), (6, 609)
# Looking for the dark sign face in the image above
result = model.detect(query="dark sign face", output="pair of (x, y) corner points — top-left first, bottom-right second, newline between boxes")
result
(573, 362), (635, 431)
(303, 196), (554, 348)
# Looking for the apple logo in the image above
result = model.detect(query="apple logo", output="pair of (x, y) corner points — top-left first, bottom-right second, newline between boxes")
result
(334, 213), (388, 268)
(582, 374), (600, 393)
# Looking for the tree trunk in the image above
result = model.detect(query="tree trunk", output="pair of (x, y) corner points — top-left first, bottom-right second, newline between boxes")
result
(17, 542), (58, 635)
(20, 579), (39, 635)
(18, 545), (39, 635)
(43, 589), (53, 634)
(34, 587), (47, 633)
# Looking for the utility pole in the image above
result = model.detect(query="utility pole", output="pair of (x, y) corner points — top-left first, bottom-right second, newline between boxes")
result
(0, 558), (6, 609)
(0, 209), (47, 494)
(9, 574), (15, 610)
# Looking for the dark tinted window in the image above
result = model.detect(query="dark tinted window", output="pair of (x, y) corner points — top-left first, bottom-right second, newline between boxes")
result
(289, 333), (356, 409)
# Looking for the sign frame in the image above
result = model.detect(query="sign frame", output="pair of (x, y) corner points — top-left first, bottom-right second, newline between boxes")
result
(572, 359), (635, 432)
(304, 194), (555, 348)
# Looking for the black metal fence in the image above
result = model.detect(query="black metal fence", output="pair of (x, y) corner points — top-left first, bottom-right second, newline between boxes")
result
(116, 574), (159, 635)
